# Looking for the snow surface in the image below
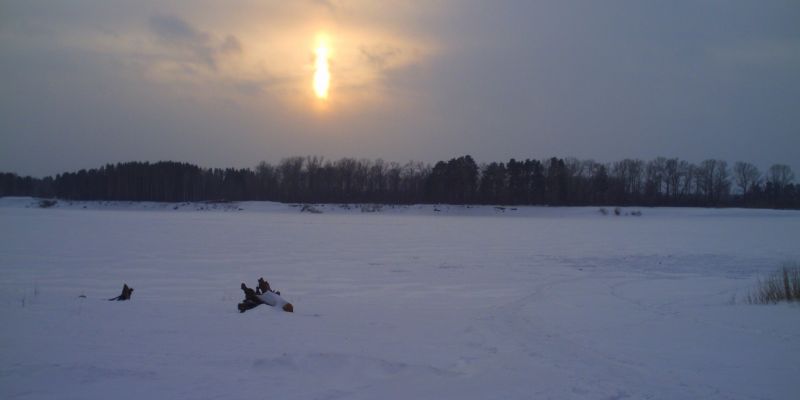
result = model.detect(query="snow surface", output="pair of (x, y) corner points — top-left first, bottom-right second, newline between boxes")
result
(1, 197), (799, 399)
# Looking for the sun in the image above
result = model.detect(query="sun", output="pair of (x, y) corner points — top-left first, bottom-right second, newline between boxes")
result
(313, 37), (331, 100)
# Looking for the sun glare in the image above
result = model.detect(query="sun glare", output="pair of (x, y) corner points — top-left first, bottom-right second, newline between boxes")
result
(313, 38), (330, 100)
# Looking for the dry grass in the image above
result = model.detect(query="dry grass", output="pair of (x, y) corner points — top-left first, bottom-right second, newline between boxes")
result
(746, 262), (800, 304)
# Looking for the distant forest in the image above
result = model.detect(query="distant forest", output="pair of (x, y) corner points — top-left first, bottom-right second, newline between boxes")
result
(1, 156), (798, 209)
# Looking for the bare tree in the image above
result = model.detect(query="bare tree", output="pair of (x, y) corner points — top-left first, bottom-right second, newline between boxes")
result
(697, 159), (730, 204)
(645, 157), (667, 200)
(255, 161), (278, 200)
(612, 159), (644, 200)
(366, 159), (387, 200)
(385, 162), (402, 200)
(733, 161), (761, 196)
(768, 164), (795, 190)
(278, 156), (305, 201)
(663, 158), (680, 200)
(712, 160), (731, 203)
(677, 160), (695, 200)
(304, 156), (325, 200)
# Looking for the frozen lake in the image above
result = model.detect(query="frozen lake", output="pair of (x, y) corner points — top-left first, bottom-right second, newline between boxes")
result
(1, 198), (799, 399)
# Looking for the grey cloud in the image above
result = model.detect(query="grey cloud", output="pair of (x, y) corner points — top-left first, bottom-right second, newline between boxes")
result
(360, 44), (402, 70)
(149, 14), (216, 69)
(149, 14), (208, 44)
(220, 35), (243, 55)
(308, 0), (339, 12)
(148, 14), (241, 70)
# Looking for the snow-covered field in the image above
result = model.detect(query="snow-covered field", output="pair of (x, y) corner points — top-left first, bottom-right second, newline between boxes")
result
(1, 197), (799, 400)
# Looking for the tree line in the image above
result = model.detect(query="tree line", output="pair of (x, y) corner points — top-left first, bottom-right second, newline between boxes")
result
(1, 156), (797, 209)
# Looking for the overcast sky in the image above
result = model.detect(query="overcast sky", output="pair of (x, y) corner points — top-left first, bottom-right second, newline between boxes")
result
(1, 0), (799, 177)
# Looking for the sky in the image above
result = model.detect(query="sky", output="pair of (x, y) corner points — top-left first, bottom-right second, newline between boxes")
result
(1, 0), (799, 177)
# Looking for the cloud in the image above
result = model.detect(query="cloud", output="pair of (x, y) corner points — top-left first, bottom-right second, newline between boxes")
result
(148, 14), (218, 69)
(360, 44), (402, 70)
(308, 0), (339, 12)
(149, 14), (208, 43)
(220, 35), (242, 55)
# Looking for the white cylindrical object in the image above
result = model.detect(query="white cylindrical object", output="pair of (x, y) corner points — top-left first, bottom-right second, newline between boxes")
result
(256, 291), (293, 312)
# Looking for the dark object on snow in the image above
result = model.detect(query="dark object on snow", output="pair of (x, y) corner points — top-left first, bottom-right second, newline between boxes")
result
(241, 283), (260, 302)
(237, 299), (261, 313)
(109, 284), (134, 301)
(238, 278), (292, 313)
(238, 282), (261, 313)
(257, 278), (271, 294)
(38, 199), (57, 208)
(256, 277), (281, 296)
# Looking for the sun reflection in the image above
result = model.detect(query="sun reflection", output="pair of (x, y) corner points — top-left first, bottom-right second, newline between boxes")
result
(313, 36), (331, 99)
